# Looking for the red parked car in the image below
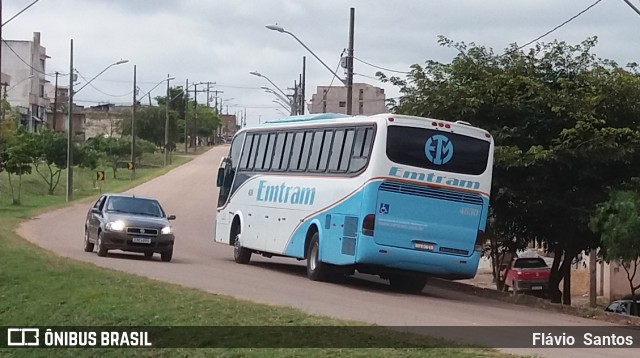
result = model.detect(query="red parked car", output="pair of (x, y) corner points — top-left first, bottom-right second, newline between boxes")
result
(504, 257), (550, 296)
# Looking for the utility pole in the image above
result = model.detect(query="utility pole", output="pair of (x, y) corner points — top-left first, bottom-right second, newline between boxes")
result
(291, 80), (297, 115)
(164, 73), (171, 167)
(66, 39), (74, 202)
(193, 83), (198, 150)
(52, 72), (59, 130)
(301, 56), (306, 115)
(131, 65), (137, 180)
(184, 78), (188, 153)
(346, 7), (355, 116)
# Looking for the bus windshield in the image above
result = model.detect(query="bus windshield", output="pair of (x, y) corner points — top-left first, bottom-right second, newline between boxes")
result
(386, 126), (490, 175)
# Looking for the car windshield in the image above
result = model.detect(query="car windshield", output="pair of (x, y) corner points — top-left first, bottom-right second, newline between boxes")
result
(105, 197), (165, 217)
(513, 258), (548, 269)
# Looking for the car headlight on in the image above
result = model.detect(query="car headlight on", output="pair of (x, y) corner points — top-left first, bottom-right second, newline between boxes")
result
(161, 226), (172, 235)
(106, 220), (126, 232)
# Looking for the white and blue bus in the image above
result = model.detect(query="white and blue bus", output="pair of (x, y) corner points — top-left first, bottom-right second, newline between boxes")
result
(215, 113), (494, 292)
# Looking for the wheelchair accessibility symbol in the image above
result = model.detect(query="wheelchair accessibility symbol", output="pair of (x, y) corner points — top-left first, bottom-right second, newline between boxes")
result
(379, 203), (390, 214)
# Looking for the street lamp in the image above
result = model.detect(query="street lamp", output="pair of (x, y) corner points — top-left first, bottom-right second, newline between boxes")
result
(272, 100), (291, 112)
(266, 24), (346, 85)
(66, 39), (127, 202)
(249, 71), (289, 98)
(266, 20), (355, 115)
(261, 86), (290, 106)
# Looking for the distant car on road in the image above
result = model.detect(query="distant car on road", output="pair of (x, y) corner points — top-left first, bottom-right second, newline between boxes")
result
(605, 299), (640, 317)
(84, 193), (176, 262)
(504, 257), (550, 296)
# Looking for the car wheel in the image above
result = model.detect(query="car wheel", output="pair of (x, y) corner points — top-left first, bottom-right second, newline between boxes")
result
(96, 232), (108, 257)
(306, 233), (331, 281)
(83, 229), (94, 252)
(144, 252), (154, 258)
(233, 233), (251, 264)
(389, 276), (427, 293)
(160, 249), (173, 262)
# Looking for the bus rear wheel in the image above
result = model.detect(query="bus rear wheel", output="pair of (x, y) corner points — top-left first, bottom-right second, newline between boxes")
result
(306, 233), (331, 281)
(389, 275), (427, 293)
(233, 233), (251, 264)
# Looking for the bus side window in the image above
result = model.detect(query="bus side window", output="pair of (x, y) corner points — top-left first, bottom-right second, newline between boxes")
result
(308, 131), (324, 171)
(240, 134), (257, 170)
(289, 132), (305, 171)
(254, 133), (269, 170)
(328, 129), (346, 172)
(317, 130), (333, 172)
(349, 127), (374, 173)
(338, 129), (356, 172)
(297, 131), (314, 171)
(272, 132), (286, 171)
(262, 133), (277, 171)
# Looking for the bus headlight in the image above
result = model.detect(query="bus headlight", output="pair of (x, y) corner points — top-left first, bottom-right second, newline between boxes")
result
(161, 226), (172, 235)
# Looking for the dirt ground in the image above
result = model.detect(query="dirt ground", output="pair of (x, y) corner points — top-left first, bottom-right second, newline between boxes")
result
(462, 262), (601, 307)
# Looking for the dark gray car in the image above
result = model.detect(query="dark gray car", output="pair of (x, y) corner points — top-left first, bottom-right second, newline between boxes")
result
(84, 193), (176, 262)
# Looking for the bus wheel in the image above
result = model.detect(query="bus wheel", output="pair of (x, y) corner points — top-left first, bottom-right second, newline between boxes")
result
(233, 234), (251, 264)
(306, 233), (331, 281)
(389, 276), (427, 293)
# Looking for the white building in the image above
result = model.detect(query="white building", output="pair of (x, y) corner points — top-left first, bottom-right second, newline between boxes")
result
(309, 83), (387, 115)
(1, 32), (50, 131)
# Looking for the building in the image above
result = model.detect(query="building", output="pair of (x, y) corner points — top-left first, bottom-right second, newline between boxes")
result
(309, 83), (387, 115)
(83, 103), (130, 139)
(43, 85), (85, 139)
(218, 114), (238, 139)
(1, 32), (50, 131)
(596, 260), (640, 301)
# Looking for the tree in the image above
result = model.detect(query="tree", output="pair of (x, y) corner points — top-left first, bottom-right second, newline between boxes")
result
(120, 106), (180, 149)
(77, 143), (105, 188)
(86, 135), (131, 179)
(379, 36), (640, 304)
(31, 129), (68, 194)
(590, 190), (640, 304)
(193, 104), (221, 141)
(4, 127), (35, 205)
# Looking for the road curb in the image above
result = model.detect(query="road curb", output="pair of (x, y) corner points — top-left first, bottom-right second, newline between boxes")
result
(430, 278), (640, 326)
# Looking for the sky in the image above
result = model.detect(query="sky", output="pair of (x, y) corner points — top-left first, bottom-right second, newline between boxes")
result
(2, 0), (640, 126)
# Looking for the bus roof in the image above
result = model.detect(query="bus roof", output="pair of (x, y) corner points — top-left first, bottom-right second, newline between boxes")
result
(242, 113), (491, 139)
(262, 113), (350, 124)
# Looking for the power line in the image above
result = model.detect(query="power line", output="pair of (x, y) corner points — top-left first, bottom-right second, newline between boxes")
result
(75, 70), (133, 97)
(353, 56), (409, 74)
(514, 0), (603, 52)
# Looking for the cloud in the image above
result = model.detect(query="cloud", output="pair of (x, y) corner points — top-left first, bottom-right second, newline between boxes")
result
(2, 0), (638, 124)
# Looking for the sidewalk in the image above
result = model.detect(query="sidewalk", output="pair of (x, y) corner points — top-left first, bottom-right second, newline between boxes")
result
(457, 257), (608, 308)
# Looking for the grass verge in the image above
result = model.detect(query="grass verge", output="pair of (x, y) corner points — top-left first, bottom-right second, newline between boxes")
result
(0, 149), (516, 357)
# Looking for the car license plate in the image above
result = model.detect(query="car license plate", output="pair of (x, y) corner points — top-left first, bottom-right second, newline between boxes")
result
(532, 286), (543, 291)
(414, 242), (434, 251)
(132, 237), (151, 244)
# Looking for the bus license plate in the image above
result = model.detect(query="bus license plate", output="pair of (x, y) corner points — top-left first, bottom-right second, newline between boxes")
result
(532, 286), (543, 291)
(132, 237), (151, 244)
(414, 242), (434, 251)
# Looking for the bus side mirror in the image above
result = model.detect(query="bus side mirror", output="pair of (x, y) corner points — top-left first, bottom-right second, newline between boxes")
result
(216, 167), (225, 187)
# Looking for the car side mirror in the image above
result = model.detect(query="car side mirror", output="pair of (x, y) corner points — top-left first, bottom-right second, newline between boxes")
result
(91, 208), (101, 214)
(167, 215), (176, 220)
(216, 167), (225, 187)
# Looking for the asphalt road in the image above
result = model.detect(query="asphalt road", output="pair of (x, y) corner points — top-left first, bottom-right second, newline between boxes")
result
(18, 146), (638, 357)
